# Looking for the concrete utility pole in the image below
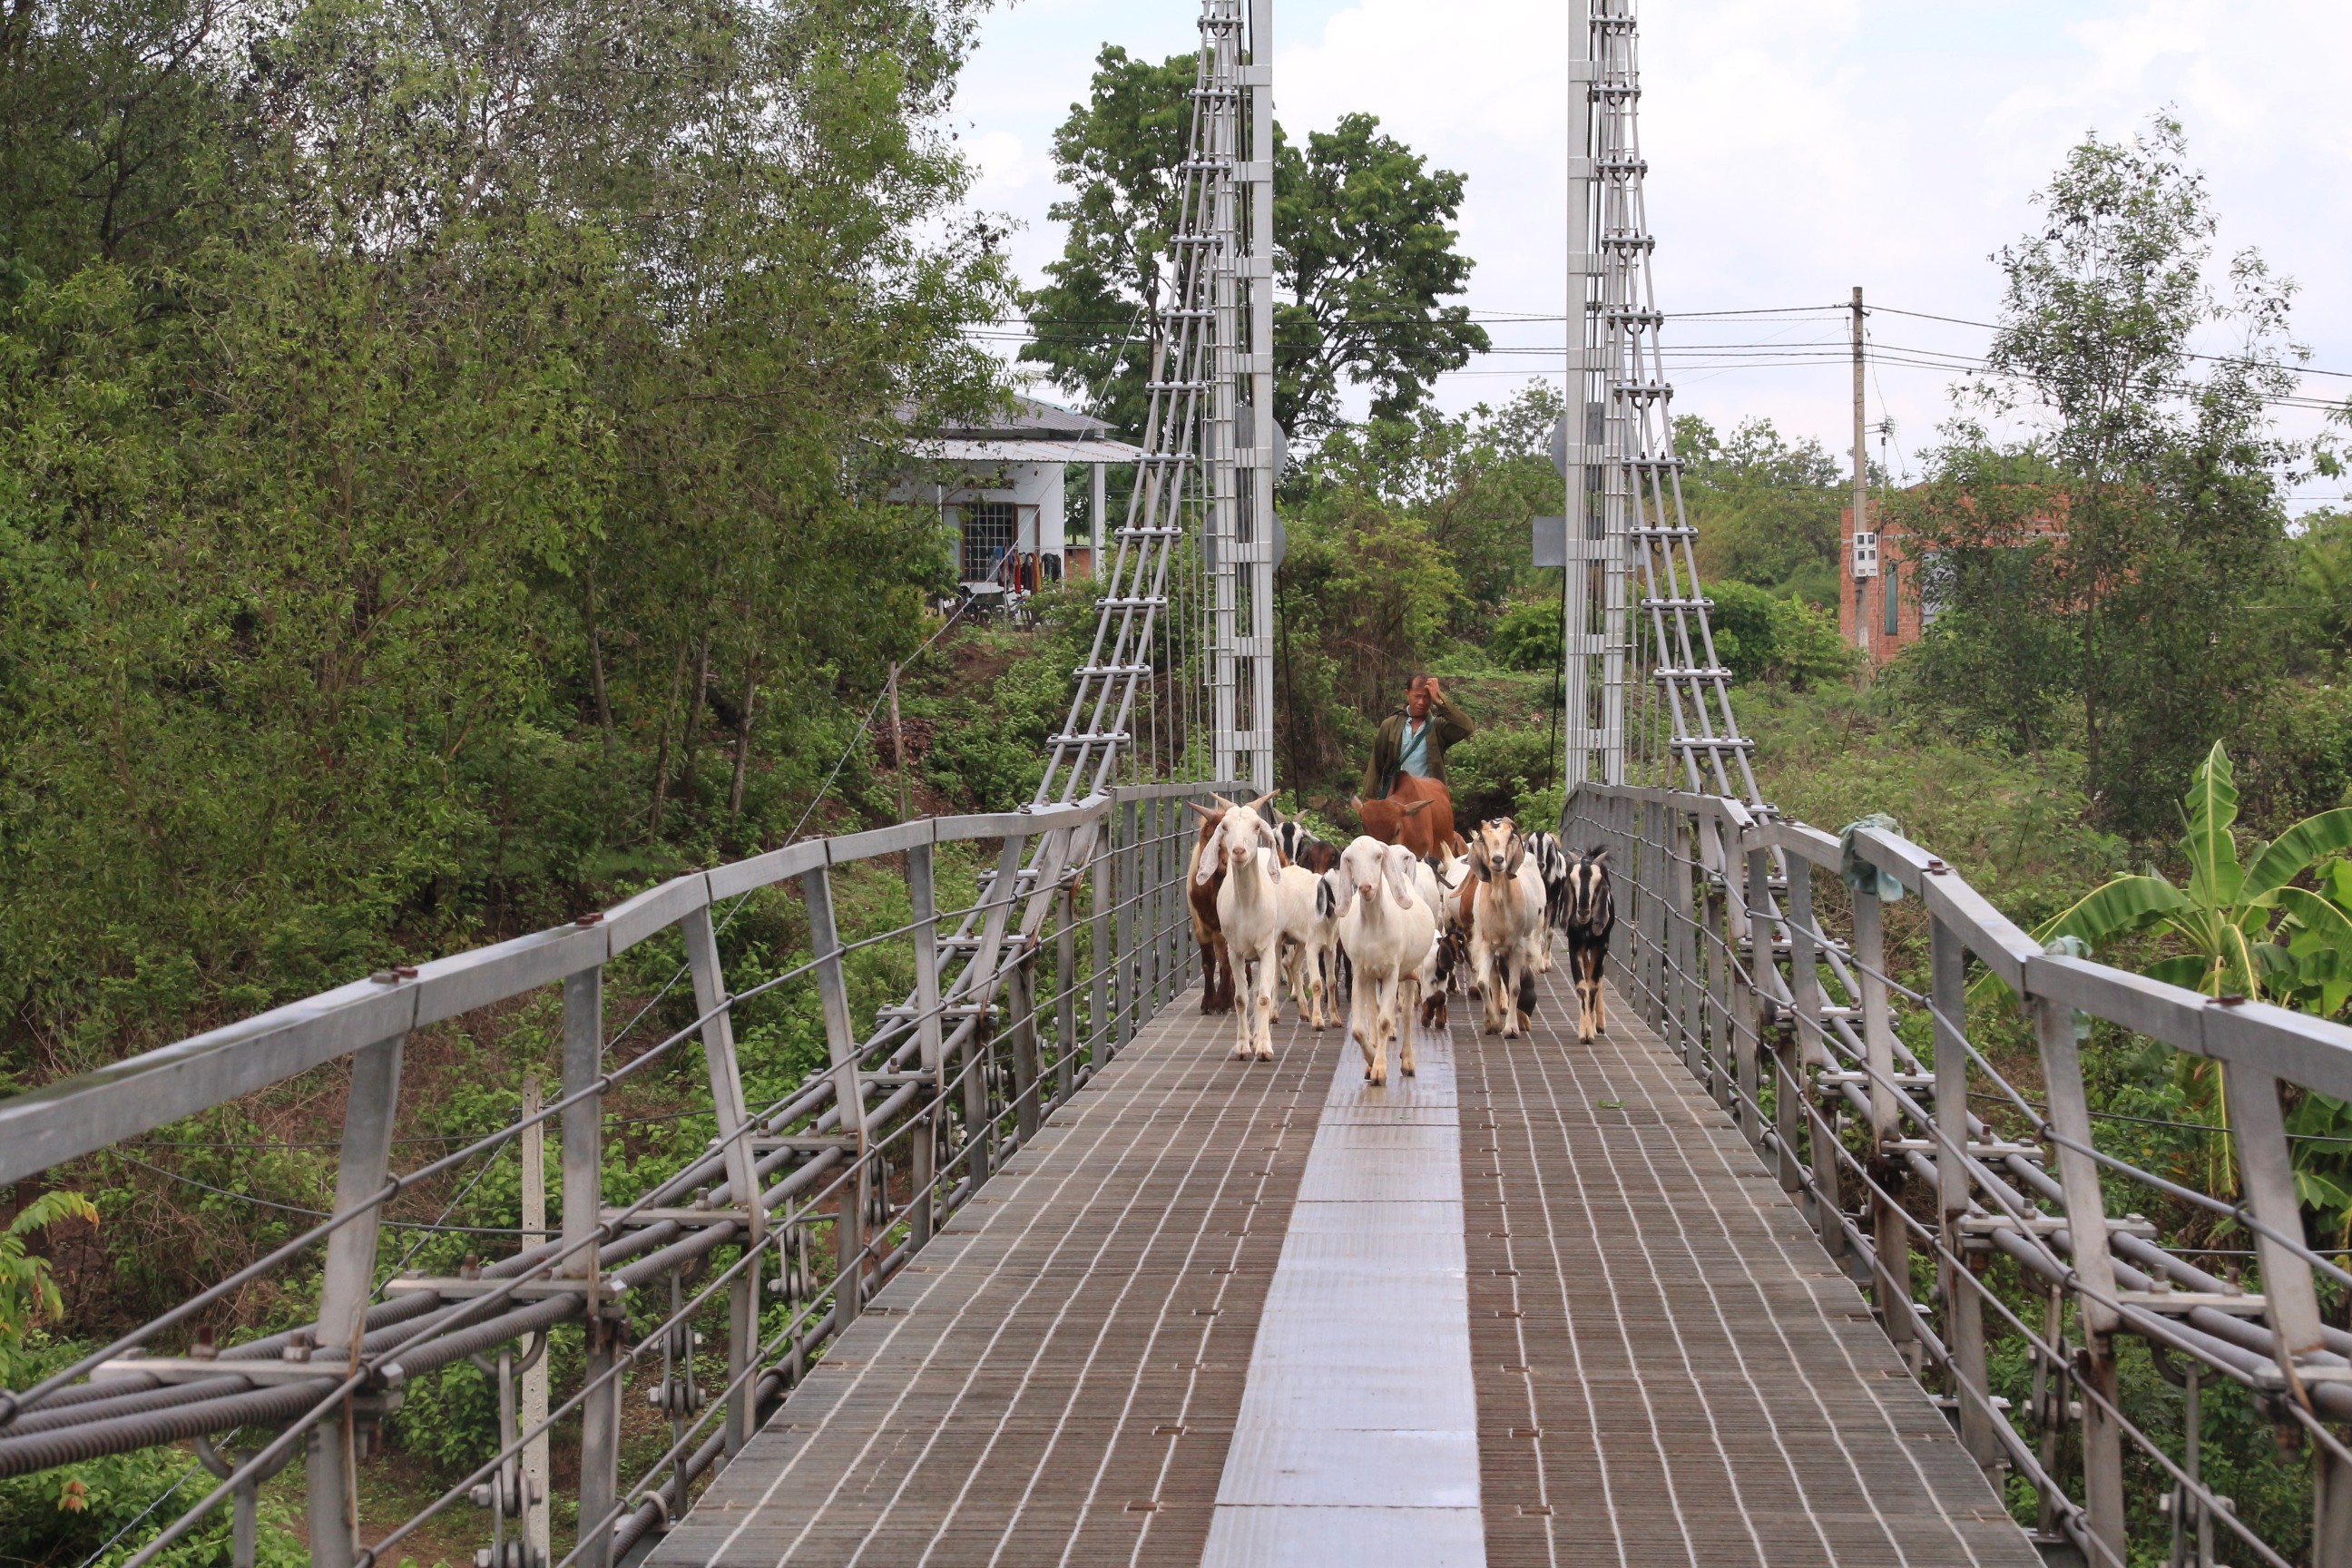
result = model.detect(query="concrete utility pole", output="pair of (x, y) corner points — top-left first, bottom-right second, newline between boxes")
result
(1851, 286), (1869, 652)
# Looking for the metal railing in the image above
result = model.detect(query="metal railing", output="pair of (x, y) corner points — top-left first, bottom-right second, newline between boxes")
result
(0, 781), (1238, 1568)
(1567, 779), (2352, 1568)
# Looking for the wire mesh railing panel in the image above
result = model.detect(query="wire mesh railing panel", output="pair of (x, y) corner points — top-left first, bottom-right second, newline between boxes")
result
(1566, 779), (2352, 1568)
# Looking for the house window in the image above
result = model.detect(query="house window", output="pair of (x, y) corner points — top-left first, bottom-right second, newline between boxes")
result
(1884, 559), (1901, 639)
(957, 501), (1019, 582)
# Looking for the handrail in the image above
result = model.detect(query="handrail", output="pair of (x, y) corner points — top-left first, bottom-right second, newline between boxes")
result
(1564, 778), (2352, 1567)
(0, 780), (1242, 1568)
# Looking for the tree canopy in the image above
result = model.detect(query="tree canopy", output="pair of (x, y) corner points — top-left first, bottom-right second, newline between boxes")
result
(1891, 117), (2303, 832)
(1020, 45), (1487, 439)
(0, 0), (1012, 1059)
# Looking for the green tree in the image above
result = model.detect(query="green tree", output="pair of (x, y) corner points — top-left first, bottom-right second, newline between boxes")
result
(1896, 117), (2301, 832)
(1022, 47), (1487, 438)
(1676, 415), (1850, 605)
(0, 0), (1011, 1072)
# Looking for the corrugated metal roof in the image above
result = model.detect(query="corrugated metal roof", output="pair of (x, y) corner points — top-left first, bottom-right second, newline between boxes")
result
(914, 437), (1147, 464)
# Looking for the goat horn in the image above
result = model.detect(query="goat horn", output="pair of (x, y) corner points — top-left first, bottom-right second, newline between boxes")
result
(1244, 790), (1276, 811)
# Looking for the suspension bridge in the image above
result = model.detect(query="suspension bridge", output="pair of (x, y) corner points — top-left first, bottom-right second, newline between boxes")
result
(6, 4), (2352, 1567)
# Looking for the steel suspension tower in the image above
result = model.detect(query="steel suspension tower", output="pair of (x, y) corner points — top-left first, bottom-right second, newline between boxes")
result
(1206, 0), (1279, 795)
(1032, 0), (1274, 807)
(1561, 0), (1760, 803)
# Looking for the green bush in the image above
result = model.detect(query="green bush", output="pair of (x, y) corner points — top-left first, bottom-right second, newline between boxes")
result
(1708, 581), (1859, 691)
(1489, 599), (1563, 672)
(1446, 723), (1558, 833)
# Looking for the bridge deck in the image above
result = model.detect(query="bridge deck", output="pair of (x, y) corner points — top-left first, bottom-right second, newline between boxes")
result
(651, 962), (2036, 1567)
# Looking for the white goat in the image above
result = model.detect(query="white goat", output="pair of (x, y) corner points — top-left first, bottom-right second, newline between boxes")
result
(1332, 837), (1438, 1085)
(1201, 807), (1285, 1061)
(1463, 818), (1547, 1039)
(1271, 864), (1334, 1028)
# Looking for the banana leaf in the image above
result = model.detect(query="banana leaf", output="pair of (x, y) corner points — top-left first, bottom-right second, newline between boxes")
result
(2244, 807), (2352, 906)
(1969, 874), (2193, 1003)
(2144, 954), (2216, 992)
(2180, 740), (2245, 910)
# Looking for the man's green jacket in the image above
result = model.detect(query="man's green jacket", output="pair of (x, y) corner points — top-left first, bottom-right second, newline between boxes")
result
(1359, 697), (1475, 799)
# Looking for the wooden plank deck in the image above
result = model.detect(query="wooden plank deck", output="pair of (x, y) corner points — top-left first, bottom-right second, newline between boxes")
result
(650, 961), (2038, 1567)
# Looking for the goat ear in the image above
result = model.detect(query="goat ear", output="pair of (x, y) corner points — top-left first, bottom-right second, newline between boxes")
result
(1385, 851), (1417, 909)
(1504, 837), (1527, 880)
(1468, 841), (1490, 881)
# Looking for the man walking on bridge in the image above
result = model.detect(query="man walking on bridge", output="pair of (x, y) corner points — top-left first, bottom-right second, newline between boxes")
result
(1360, 674), (1474, 799)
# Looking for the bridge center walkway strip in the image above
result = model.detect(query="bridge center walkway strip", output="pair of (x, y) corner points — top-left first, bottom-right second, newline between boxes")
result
(1460, 970), (2040, 1568)
(649, 1000), (1340, 1567)
(1200, 1013), (1485, 1564)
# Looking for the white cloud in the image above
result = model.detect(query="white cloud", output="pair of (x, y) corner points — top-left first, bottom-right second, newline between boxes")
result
(950, 0), (2352, 498)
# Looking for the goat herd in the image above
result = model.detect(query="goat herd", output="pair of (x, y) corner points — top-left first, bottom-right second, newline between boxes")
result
(1183, 788), (1617, 1085)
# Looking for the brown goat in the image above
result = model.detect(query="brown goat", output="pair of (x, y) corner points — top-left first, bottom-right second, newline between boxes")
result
(1351, 775), (1463, 862)
(1184, 790), (1274, 1014)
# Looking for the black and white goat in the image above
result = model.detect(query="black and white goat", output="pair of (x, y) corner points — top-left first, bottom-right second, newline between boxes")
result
(1526, 830), (1572, 973)
(1563, 848), (1615, 1044)
(1275, 818), (1341, 875)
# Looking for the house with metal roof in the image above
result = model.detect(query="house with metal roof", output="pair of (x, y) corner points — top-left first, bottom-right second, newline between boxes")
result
(904, 396), (1144, 587)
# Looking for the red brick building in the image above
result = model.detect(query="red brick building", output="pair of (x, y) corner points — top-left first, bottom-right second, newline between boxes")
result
(1838, 498), (2067, 668)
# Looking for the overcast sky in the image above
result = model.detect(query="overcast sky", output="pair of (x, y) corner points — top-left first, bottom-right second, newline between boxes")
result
(950, 0), (2352, 508)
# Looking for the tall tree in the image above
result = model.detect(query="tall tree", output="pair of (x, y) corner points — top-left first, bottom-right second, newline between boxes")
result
(1021, 46), (1488, 439)
(0, 0), (1012, 1060)
(1894, 117), (2302, 832)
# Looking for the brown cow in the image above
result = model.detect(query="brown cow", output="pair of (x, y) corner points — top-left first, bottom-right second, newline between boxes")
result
(1184, 790), (1274, 1014)
(1350, 774), (1464, 861)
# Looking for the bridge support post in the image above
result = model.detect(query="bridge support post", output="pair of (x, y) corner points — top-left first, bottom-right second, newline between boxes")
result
(1669, 809), (1700, 1076)
(305, 1032), (406, 1568)
(909, 842), (945, 1249)
(1853, 891), (1913, 1353)
(1009, 943), (1041, 1140)
(803, 866), (869, 1328)
(1641, 799), (1668, 1031)
(2034, 994), (2125, 1560)
(1738, 845), (1771, 1151)
(1141, 799), (1163, 1017)
(2317, 1446), (2352, 1568)
(1056, 879), (1080, 1108)
(681, 903), (764, 1457)
(1092, 834), (1114, 1065)
(1785, 865), (1840, 1260)
(1930, 917), (1998, 1469)
(1117, 797), (1138, 1052)
(562, 965), (620, 1568)
(1706, 826), (1735, 1118)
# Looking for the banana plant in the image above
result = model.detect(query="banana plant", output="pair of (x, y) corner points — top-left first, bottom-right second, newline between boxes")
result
(2016, 741), (2352, 1208)
(2033, 740), (2352, 1009)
